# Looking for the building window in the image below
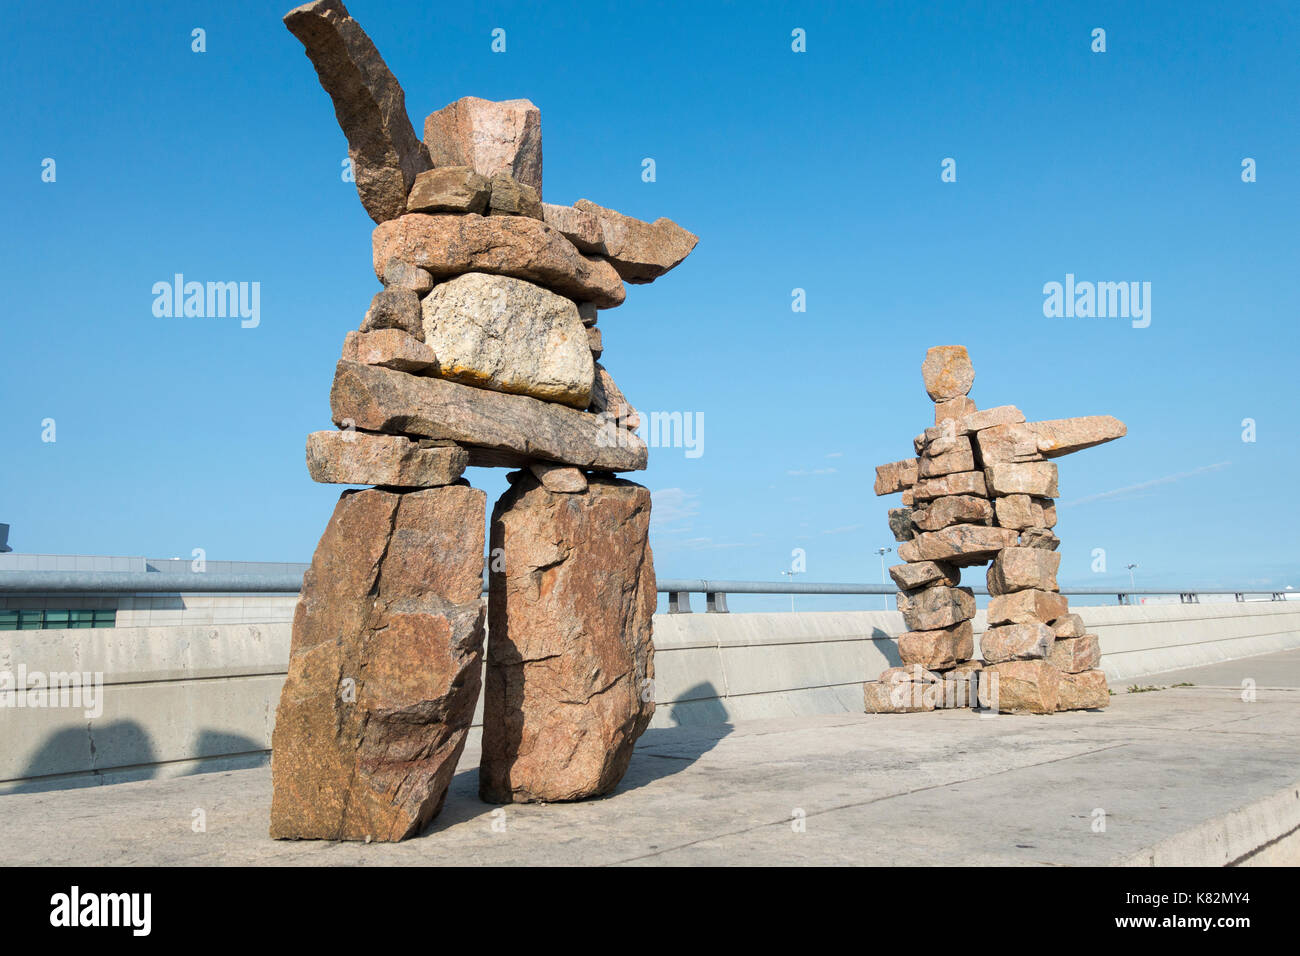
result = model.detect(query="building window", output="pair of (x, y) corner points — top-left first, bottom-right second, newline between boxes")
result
(0, 609), (116, 630)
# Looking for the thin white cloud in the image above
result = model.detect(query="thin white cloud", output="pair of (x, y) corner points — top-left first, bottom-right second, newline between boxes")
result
(787, 467), (838, 476)
(822, 523), (863, 535)
(1062, 462), (1231, 507)
(825, 452), (844, 459)
(650, 488), (700, 530)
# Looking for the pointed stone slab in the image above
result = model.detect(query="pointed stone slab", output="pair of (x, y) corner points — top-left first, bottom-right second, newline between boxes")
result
(372, 213), (626, 308)
(330, 360), (647, 471)
(284, 0), (430, 223)
(1029, 416), (1127, 458)
(574, 200), (699, 283)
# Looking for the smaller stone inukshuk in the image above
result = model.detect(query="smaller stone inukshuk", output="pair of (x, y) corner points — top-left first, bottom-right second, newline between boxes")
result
(866, 346), (1126, 715)
(270, 0), (696, 841)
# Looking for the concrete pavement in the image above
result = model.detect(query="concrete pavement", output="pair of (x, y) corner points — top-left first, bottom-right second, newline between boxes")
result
(2, 651), (1297, 866)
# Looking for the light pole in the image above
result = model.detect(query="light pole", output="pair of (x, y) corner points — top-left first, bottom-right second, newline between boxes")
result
(876, 547), (892, 610)
(781, 568), (801, 611)
(1126, 563), (1139, 591)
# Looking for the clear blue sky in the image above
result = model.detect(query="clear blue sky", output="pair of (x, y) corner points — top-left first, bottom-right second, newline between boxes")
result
(3, 0), (1297, 607)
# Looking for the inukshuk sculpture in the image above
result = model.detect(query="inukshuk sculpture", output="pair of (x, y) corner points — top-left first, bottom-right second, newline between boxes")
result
(269, 0), (696, 841)
(866, 346), (1126, 716)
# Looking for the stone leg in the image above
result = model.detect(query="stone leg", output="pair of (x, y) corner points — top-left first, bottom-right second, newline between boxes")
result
(480, 472), (656, 803)
(270, 483), (486, 841)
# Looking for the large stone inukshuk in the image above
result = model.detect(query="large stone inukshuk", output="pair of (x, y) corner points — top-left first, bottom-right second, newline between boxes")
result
(270, 0), (696, 841)
(865, 346), (1126, 716)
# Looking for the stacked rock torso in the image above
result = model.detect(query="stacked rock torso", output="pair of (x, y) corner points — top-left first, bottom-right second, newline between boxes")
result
(273, 0), (697, 840)
(866, 346), (1126, 716)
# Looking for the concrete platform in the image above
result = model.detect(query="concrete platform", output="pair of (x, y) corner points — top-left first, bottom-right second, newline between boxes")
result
(2, 651), (1297, 866)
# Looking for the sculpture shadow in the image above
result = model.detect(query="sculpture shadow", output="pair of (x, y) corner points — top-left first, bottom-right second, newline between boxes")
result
(418, 681), (734, 836)
(12, 720), (157, 795)
(614, 681), (732, 794)
(874, 627), (904, 667)
(184, 731), (269, 775)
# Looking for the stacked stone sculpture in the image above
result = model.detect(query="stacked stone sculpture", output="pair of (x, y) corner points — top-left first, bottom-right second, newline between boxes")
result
(866, 346), (1126, 716)
(270, 0), (695, 841)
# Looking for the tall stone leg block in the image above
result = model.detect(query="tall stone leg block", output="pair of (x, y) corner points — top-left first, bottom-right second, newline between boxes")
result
(269, 483), (486, 841)
(481, 473), (656, 803)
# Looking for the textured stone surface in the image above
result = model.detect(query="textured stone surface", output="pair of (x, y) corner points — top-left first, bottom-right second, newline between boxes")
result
(1052, 613), (1087, 639)
(898, 621), (974, 669)
(988, 548), (1061, 595)
(911, 470), (988, 501)
(911, 494), (993, 531)
(993, 494), (1055, 530)
(887, 508), (916, 542)
(306, 430), (468, 486)
(978, 660), (1061, 714)
(270, 485), (485, 840)
(1057, 669), (1110, 710)
(898, 525), (1020, 566)
(920, 418), (961, 456)
(986, 588), (1069, 626)
(898, 585), (975, 631)
(889, 560), (959, 590)
(528, 462), (587, 493)
(405, 166), (490, 214)
(934, 396), (976, 424)
(974, 423), (1043, 465)
(423, 96), (542, 192)
(1019, 527), (1061, 550)
(945, 659), (984, 681)
(361, 288), (423, 339)
(420, 273), (594, 407)
(921, 345), (975, 401)
(957, 405), (1025, 434)
(372, 213), (626, 308)
(488, 173), (543, 219)
(589, 362), (639, 430)
(1031, 416), (1127, 459)
(984, 461), (1059, 497)
(586, 326), (603, 359)
(382, 257), (435, 294)
(980, 622), (1055, 663)
(284, 0), (431, 223)
(1048, 634), (1102, 673)
(874, 458), (919, 496)
(574, 200), (698, 283)
(481, 473), (655, 803)
(879, 665), (943, 684)
(342, 328), (437, 373)
(331, 361), (646, 471)
(541, 203), (605, 254)
(863, 681), (935, 713)
(917, 436), (976, 478)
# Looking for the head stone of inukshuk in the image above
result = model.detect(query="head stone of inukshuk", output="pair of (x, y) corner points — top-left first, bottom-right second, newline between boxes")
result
(868, 346), (1126, 716)
(268, 0), (697, 843)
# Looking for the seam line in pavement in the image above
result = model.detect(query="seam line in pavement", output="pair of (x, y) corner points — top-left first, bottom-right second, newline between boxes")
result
(605, 741), (1130, 865)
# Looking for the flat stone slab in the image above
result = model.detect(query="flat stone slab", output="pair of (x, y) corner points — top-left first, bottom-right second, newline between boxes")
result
(6, 654), (1295, 865)
(372, 213), (626, 308)
(330, 360), (647, 471)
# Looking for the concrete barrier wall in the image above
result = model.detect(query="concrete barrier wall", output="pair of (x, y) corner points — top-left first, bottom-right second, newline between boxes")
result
(4, 601), (1299, 792)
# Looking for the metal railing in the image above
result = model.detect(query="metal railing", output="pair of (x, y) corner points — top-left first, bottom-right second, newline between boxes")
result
(0, 569), (1292, 614)
(654, 580), (1296, 613)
